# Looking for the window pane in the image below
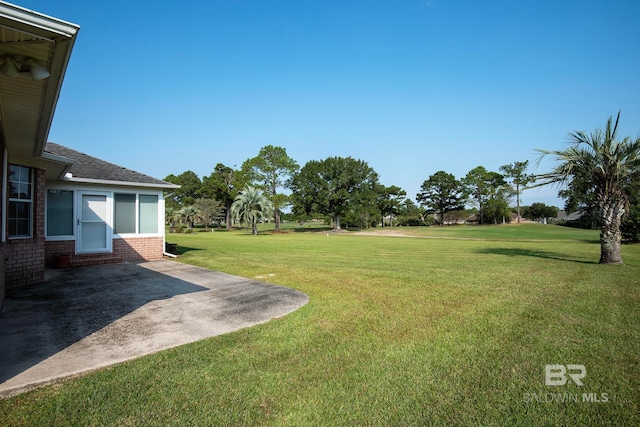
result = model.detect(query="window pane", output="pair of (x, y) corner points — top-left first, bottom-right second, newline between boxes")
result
(82, 222), (107, 249)
(8, 181), (19, 199)
(19, 166), (29, 182)
(47, 190), (74, 236)
(114, 193), (136, 234)
(9, 165), (31, 199)
(83, 195), (108, 221)
(139, 195), (158, 234)
(8, 165), (33, 238)
(20, 183), (31, 199)
(8, 201), (31, 237)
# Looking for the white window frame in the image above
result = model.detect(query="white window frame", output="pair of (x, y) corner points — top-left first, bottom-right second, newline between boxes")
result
(45, 189), (76, 240)
(77, 190), (113, 254)
(113, 191), (162, 237)
(8, 164), (33, 239)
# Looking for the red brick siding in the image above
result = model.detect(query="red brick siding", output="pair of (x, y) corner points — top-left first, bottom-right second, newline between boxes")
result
(44, 240), (74, 267)
(114, 236), (164, 260)
(44, 236), (164, 268)
(6, 168), (46, 289)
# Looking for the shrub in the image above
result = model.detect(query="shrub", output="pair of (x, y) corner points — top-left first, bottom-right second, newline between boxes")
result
(622, 205), (640, 242)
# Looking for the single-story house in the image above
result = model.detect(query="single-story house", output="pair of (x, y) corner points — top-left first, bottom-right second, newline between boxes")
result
(0, 2), (178, 310)
(42, 142), (179, 270)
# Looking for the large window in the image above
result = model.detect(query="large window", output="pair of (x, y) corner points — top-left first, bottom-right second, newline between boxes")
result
(47, 190), (74, 237)
(139, 195), (158, 234)
(114, 193), (159, 234)
(114, 193), (136, 234)
(8, 165), (32, 238)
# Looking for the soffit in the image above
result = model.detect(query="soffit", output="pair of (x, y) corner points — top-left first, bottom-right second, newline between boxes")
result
(0, 33), (53, 158)
(0, 2), (78, 160)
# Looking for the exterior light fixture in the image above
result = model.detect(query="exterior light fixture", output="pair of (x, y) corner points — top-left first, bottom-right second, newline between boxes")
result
(25, 58), (49, 80)
(0, 55), (50, 80)
(0, 56), (20, 77)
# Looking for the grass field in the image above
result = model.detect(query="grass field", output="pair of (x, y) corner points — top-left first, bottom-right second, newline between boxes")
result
(1, 224), (639, 425)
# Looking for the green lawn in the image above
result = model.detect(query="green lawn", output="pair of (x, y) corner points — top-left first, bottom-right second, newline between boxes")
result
(1, 224), (639, 425)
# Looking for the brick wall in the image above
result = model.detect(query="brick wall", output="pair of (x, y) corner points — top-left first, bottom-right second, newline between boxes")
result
(44, 236), (164, 268)
(6, 168), (46, 289)
(44, 240), (74, 267)
(114, 236), (164, 261)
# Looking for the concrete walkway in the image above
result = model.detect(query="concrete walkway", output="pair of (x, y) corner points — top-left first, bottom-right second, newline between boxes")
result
(0, 260), (308, 398)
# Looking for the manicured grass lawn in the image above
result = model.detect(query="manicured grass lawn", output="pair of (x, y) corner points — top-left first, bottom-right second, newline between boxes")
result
(1, 224), (639, 425)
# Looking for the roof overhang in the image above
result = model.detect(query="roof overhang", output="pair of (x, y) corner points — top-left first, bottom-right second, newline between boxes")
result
(57, 176), (181, 190)
(0, 1), (79, 160)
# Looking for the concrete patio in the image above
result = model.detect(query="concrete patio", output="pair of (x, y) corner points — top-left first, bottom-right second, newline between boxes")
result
(0, 260), (308, 398)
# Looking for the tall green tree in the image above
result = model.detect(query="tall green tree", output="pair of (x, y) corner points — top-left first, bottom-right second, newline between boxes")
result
(193, 198), (225, 231)
(200, 164), (248, 230)
(242, 145), (299, 232)
(230, 186), (274, 235)
(164, 171), (202, 208)
(462, 167), (508, 224)
(521, 203), (558, 222)
(397, 198), (425, 226)
(376, 184), (406, 227)
(416, 171), (465, 225)
(290, 157), (379, 230)
(463, 166), (490, 224)
(500, 160), (535, 223)
(536, 112), (640, 264)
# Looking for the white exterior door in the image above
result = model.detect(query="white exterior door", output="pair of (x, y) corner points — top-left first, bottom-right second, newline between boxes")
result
(77, 192), (112, 254)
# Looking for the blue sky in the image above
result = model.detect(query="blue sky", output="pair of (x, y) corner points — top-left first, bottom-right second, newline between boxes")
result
(19, 0), (640, 208)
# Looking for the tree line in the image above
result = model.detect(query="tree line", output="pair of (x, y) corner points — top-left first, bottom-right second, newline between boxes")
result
(164, 146), (552, 232)
(165, 113), (640, 265)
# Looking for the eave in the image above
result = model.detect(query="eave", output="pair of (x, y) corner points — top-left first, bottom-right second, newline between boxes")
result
(0, 1), (79, 159)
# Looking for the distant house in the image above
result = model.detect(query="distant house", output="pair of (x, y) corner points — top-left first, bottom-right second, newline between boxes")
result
(556, 210), (585, 222)
(466, 213), (524, 224)
(510, 213), (525, 223)
(0, 2), (177, 309)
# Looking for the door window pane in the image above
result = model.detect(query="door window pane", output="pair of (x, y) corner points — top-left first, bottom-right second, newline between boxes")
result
(82, 222), (107, 249)
(83, 195), (108, 221)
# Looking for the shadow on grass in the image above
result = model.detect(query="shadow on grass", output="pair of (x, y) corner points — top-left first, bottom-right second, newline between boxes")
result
(291, 226), (334, 233)
(478, 247), (598, 264)
(174, 246), (204, 255)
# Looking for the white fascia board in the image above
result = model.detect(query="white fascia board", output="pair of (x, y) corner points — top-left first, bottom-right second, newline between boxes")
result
(41, 151), (75, 165)
(61, 176), (181, 190)
(0, 1), (79, 38)
(40, 151), (75, 179)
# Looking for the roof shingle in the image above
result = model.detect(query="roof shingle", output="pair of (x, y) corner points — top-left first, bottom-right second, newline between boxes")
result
(44, 142), (177, 188)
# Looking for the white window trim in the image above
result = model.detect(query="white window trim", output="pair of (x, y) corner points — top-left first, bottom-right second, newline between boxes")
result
(43, 185), (165, 242)
(8, 165), (34, 239)
(113, 191), (162, 238)
(45, 189), (76, 241)
(76, 190), (113, 254)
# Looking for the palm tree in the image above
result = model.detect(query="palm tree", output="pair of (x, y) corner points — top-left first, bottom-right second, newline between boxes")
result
(230, 186), (274, 235)
(165, 207), (180, 233)
(179, 205), (199, 231)
(536, 112), (640, 264)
